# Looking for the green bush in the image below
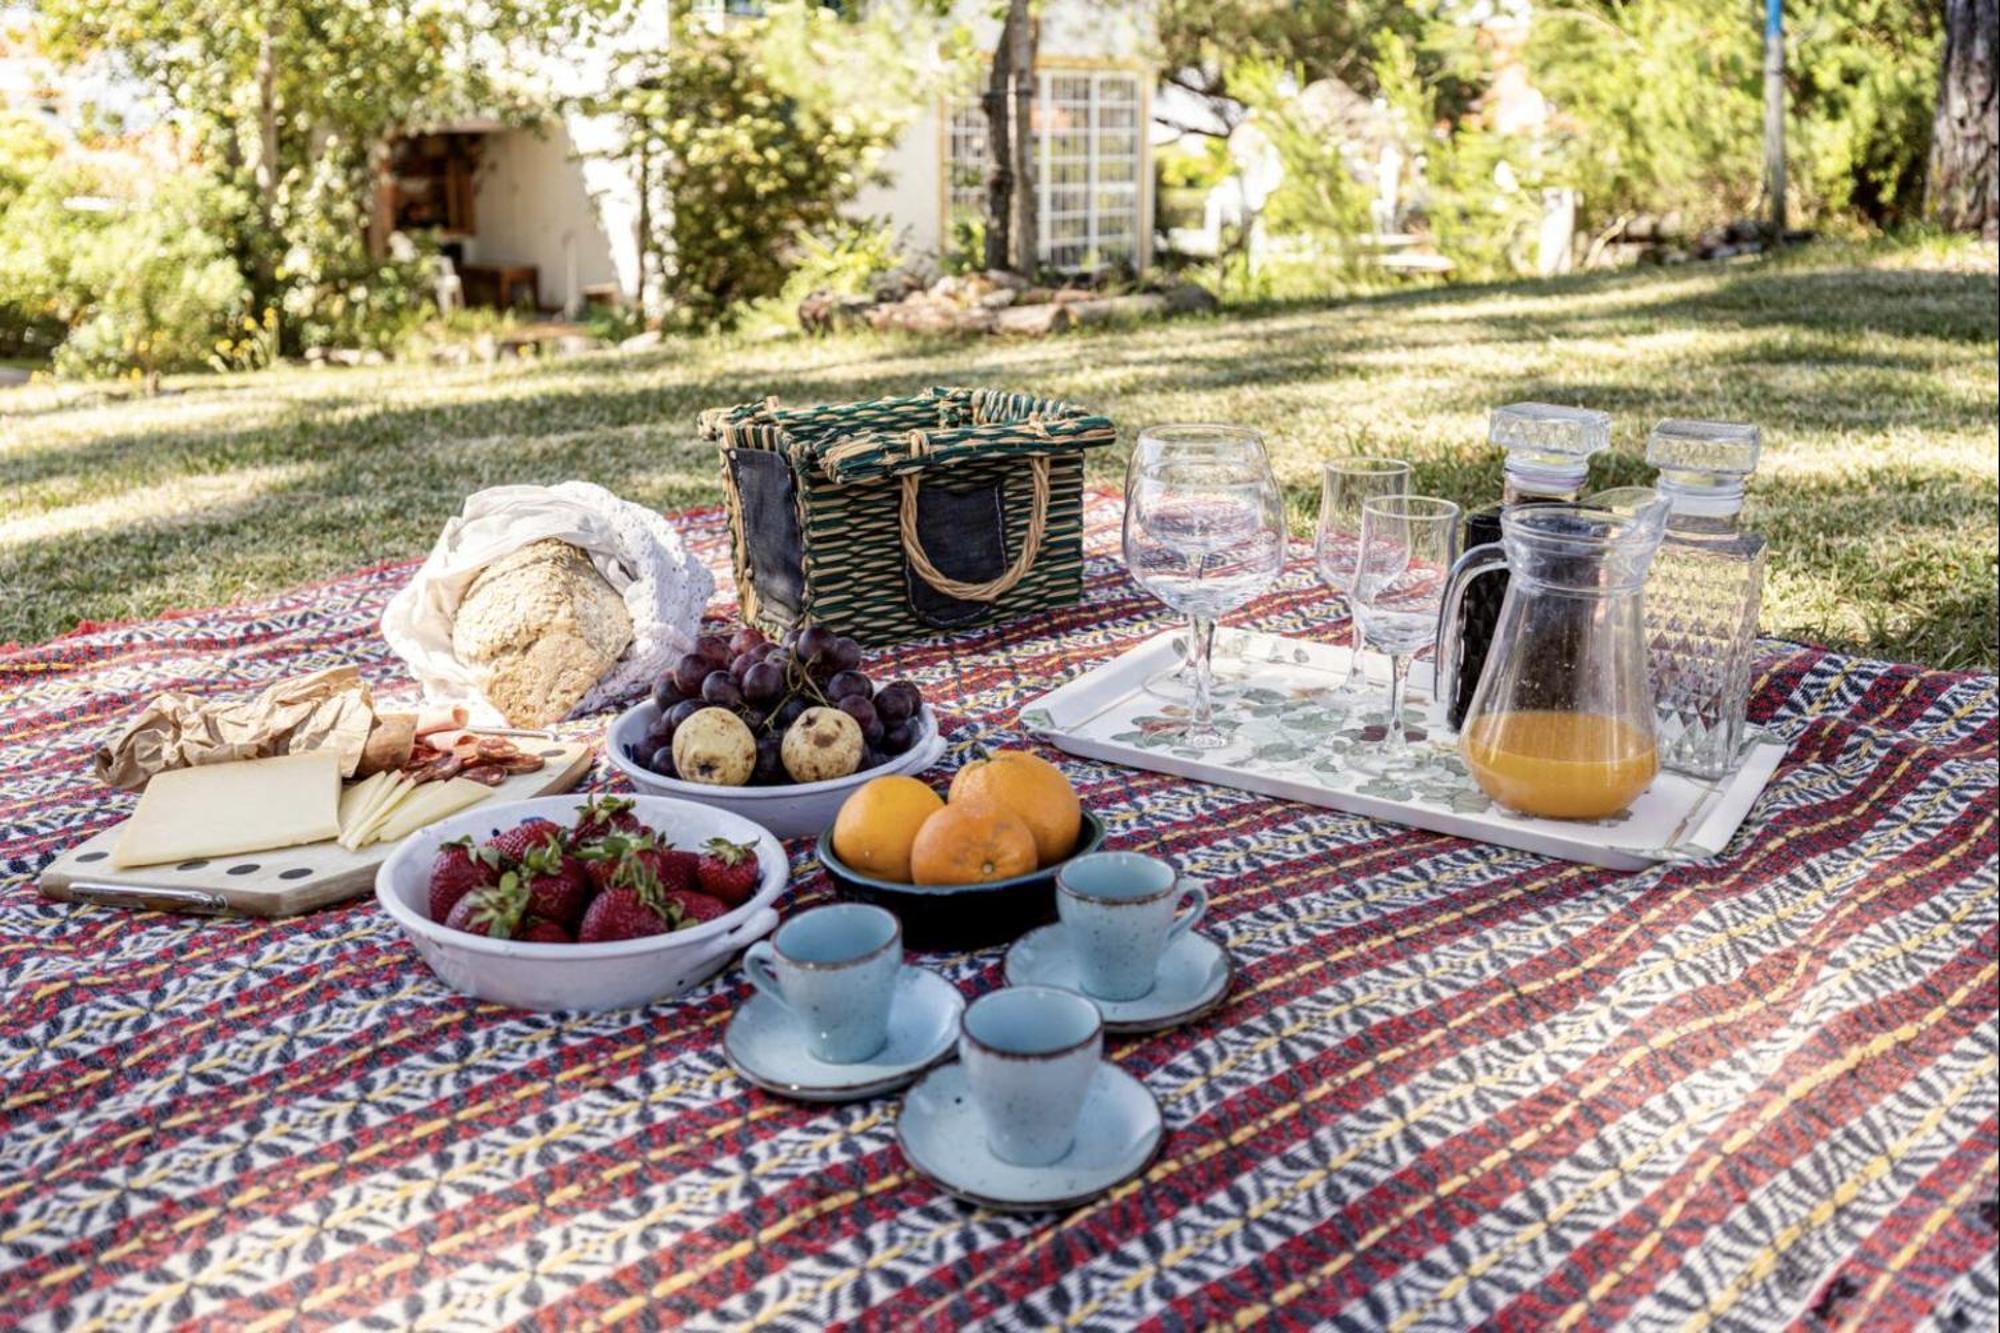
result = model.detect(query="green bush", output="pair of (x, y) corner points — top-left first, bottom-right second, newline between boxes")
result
(0, 113), (68, 357)
(595, 2), (957, 322)
(1529, 0), (1942, 233)
(48, 178), (253, 386)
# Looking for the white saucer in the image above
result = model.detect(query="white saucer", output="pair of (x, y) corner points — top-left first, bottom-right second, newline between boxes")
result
(725, 966), (963, 1102)
(1003, 925), (1234, 1033)
(897, 1061), (1164, 1212)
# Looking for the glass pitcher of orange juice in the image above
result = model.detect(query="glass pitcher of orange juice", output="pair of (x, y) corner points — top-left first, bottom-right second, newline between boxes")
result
(1435, 501), (1668, 820)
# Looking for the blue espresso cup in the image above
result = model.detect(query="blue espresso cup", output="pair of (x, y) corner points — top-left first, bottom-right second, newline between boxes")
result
(743, 903), (902, 1063)
(1056, 851), (1207, 1001)
(959, 985), (1104, 1166)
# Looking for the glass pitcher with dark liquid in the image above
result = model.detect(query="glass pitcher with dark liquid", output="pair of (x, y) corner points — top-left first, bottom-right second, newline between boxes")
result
(1442, 403), (1612, 729)
(1435, 501), (1669, 821)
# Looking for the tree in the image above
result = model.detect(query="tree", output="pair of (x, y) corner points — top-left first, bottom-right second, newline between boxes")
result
(1153, 0), (1476, 142)
(586, 2), (948, 320)
(982, 0), (1038, 274)
(1927, 0), (1998, 234)
(35, 0), (615, 347)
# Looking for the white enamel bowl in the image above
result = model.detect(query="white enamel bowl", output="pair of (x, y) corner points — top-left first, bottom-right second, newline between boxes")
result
(604, 701), (946, 839)
(376, 794), (786, 1012)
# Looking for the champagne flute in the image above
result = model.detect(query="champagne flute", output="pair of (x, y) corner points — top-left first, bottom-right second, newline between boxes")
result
(1312, 457), (1411, 713)
(1123, 425), (1287, 750)
(1350, 495), (1461, 770)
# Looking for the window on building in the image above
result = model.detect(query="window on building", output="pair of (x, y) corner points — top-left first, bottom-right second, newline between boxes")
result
(946, 69), (1143, 272)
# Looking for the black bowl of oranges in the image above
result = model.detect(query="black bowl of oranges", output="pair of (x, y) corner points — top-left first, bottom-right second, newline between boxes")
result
(814, 750), (1106, 949)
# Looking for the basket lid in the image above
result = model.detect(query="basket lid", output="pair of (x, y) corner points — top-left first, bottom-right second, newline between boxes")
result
(702, 386), (1116, 484)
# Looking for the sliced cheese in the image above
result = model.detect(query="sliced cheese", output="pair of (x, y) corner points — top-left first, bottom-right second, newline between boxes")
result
(342, 771), (404, 843)
(344, 774), (413, 850)
(111, 751), (342, 868)
(337, 772), (389, 836)
(367, 778), (491, 845)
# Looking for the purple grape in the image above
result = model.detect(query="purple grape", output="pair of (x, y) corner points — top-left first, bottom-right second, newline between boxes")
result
(647, 720), (676, 751)
(652, 675), (686, 713)
(827, 637), (863, 673)
(665, 698), (705, 736)
(780, 626), (802, 650)
(673, 653), (711, 696)
(702, 670), (744, 709)
(753, 734), (786, 785)
(729, 627), (768, 658)
(860, 747), (887, 771)
(838, 694), (883, 745)
(827, 669), (872, 702)
(648, 744), (679, 777)
(797, 624), (837, 664)
(880, 719), (915, 755)
(775, 697), (809, 729)
(742, 661), (783, 704)
(874, 680), (921, 724)
(729, 653), (758, 686)
(696, 634), (733, 667)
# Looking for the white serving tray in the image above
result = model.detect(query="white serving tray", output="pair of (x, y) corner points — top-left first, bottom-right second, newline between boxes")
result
(1019, 629), (1787, 872)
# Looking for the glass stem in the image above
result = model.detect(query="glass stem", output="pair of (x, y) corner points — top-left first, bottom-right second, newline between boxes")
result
(1338, 615), (1368, 693)
(1188, 614), (1217, 731)
(1382, 652), (1412, 761)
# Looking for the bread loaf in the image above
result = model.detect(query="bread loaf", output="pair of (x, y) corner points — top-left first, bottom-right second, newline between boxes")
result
(451, 540), (633, 726)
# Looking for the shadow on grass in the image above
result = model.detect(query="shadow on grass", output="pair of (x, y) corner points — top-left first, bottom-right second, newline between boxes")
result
(4, 247), (1995, 665)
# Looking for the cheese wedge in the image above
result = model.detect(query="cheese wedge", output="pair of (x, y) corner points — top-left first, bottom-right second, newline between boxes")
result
(337, 772), (389, 836)
(367, 778), (491, 846)
(112, 751), (342, 868)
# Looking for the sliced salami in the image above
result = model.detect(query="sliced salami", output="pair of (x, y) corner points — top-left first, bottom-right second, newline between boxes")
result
(498, 753), (546, 774)
(461, 764), (510, 787)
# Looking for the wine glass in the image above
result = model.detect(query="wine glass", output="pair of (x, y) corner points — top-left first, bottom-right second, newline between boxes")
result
(1350, 495), (1461, 770)
(1123, 425), (1287, 750)
(1312, 457), (1411, 713)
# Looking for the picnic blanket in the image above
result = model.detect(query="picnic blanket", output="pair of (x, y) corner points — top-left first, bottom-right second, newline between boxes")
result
(2, 494), (1995, 1331)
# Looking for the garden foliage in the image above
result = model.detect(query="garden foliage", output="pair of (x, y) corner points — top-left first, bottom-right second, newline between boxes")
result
(589, 2), (958, 322)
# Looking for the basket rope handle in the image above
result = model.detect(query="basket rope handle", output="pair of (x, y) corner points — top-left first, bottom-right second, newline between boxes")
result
(898, 454), (1050, 603)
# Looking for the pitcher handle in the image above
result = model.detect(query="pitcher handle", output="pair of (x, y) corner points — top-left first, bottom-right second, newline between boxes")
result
(1434, 542), (1510, 730)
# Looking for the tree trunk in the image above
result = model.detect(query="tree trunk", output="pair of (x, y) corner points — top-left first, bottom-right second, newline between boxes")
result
(981, 4), (1017, 272)
(1927, 0), (1998, 235)
(1761, 0), (1786, 240)
(254, 14), (280, 293)
(1008, 1), (1038, 275)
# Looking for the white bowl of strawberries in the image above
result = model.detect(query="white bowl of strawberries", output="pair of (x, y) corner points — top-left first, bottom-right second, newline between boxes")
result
(375, 793), (787, 1012)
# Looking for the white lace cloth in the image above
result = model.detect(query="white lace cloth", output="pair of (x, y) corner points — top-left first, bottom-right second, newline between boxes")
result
(380, 482), (714, 725)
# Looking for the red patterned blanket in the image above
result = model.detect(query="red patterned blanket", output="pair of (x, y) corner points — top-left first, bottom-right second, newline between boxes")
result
(2, 496), (1994, 1330)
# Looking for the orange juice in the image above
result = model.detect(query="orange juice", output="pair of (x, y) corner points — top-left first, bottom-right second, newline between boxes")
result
(1461, 710), (1658, 820)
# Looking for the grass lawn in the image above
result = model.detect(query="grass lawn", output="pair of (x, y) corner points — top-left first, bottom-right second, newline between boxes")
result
(3, 237), (1995, 669)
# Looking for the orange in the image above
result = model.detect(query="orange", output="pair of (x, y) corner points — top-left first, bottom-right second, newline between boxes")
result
(832, 775), (944, 883)
(947, 750), (1082, 867)
(908, 804), (1038, 886)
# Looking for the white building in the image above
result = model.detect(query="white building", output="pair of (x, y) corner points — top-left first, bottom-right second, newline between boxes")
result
(380, 0), (1158, 316)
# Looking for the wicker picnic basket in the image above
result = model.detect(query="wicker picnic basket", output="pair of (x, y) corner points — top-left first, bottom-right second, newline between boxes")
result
(701, 386), (1117, 642)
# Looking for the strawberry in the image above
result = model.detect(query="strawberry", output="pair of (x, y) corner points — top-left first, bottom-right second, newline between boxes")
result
(576, 884), (681, 942)
(428, 836), (503, 923)
(662, 888), (727, 928)
(486, 817), (562, 863)
(516, 917), (573, 944)
(517, 839), (593, 930)
(572, 794), (643, 845)
(580, 832), (695, 895)
(442, 872), (528, 939)
(693, 838), (760, 907)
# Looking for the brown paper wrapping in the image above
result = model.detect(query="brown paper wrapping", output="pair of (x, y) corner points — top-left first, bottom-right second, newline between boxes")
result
(92, 666), (401, 791)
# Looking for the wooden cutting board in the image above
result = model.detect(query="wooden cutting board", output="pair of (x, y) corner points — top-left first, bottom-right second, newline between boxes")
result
(38, 739), (594, 919)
